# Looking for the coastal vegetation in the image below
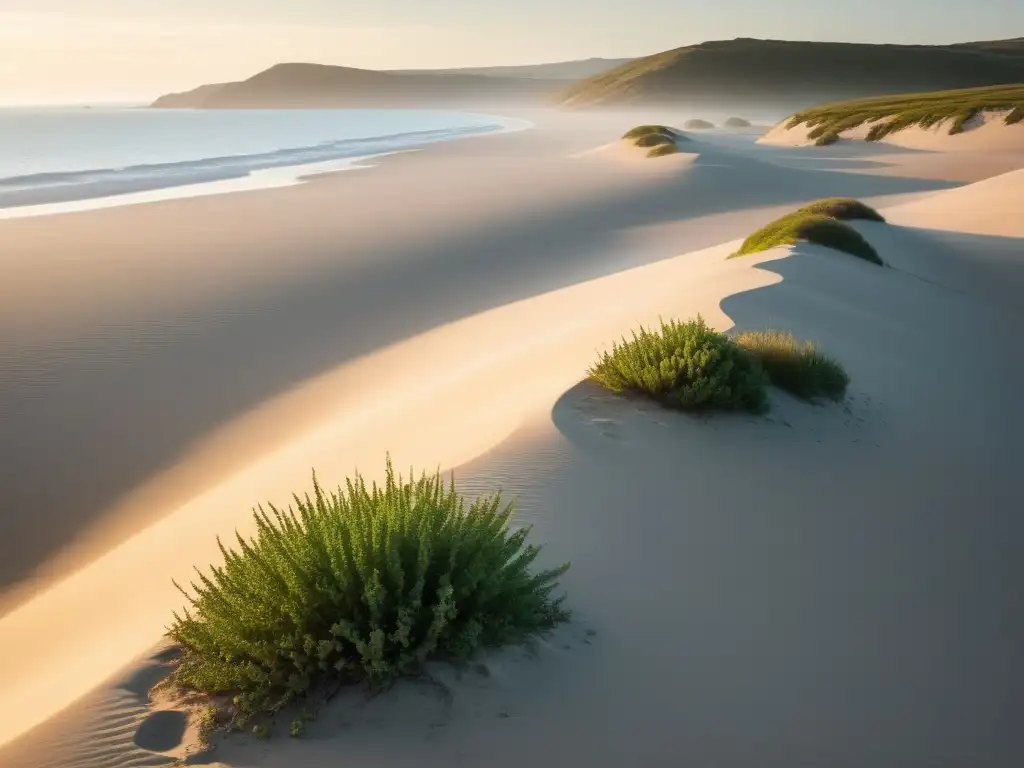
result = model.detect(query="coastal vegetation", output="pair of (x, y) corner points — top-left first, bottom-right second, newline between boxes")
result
(646, 143), (681, 158)
(588, 316), (769, 412)
(168, 459), (569, 726)
(684, 119), (714, 129)
(621, 124), (676, 140)
(620, 125), (688, 157)
(723, 116), (752, 127)
(732, 198), (885, 264)
(736, 331), (850, 401)
(785, 84), (1024, 142)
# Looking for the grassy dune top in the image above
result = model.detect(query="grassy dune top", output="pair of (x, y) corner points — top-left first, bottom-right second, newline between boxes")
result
(620, 124), (688, 157)
(785, 83), (1024, 144)
(732, 198), (885, 264)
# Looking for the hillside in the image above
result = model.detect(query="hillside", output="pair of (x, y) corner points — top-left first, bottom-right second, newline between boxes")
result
(559, 38), (1024, 110)
(388, 57), (633, 80)
(152, 63), (570, 109)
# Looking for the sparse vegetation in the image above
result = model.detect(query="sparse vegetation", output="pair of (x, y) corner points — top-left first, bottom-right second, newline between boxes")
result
(733, 212), (883, 264)
(684, 118), (714, 129)
(196, 705), (219, 745)
(168, 460), (569, 721)
(736, 331), (850, 401)
(647, 143), (681, 158)
(786, 84), (1024, 142)
(588, 316), (768, 413)
(723, 116), (752, 128)
(622, 124), (676, 140)
(634, 132), (674, 148)
(795, 198), (885, 222)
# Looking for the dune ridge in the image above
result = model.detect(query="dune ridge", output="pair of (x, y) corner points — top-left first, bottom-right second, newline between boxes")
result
(2, 112), (1023, 768)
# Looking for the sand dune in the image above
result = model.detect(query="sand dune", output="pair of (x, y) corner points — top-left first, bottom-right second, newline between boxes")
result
(1, 113), (1022, 767)
(760, 109), (1024, 151)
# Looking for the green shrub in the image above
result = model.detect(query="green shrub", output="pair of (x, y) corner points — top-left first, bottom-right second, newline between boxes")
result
(723, 116), (751, 128)
(588, 316), (768, 412)
(169, 460), (569, 718)
(732, 212), (883, 264)
(684, 118), (714, 129)
(795, 197), (885, 222)
(647, 143), (681, 158)
(785, 84), (1024, 141)
(815, 131), (839, 146)
(634, 132), (673, 147)
(622, 124), (675, 140)
(736, 330), (850, 401)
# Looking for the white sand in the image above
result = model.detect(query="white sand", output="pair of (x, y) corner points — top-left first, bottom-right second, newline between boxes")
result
(1, 111), (1022, 768)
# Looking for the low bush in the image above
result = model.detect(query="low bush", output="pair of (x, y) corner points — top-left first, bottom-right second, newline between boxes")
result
(736, 330), (850, 401)
(684, 118), (714, 129)
(634, 132), (674, 148)
(622, 124), (675, 140)
(647, 143), (681, 158)
(795, 198), (885, 222)
(732, 212), (884, 264)
(169, 459), (569, 719)
(815, 131), (839, 146)
(588, 316), (768, 412)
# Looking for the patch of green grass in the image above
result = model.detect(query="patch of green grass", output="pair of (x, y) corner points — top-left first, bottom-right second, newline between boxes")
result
(684, 118), (714, 129)
(622, 124), (675, 140)
(196, 705), (219, 746)
(732, 212), (883, 265)
(723, 116), (751, 128)
(633, 132), (674, 148)
(786, 84), (1024, 141)
(795, 198), (885, 222)
(646, 143), (681, 158)
(736, 330), (850, 401)
(168, 459), (569, 719)
(588, 316), (768, 413)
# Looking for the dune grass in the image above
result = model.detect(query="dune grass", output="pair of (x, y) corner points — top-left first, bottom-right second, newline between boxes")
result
(736, 331), (850, 401)
(168, 459), (569, 723)
(795, 198), (885, 222)
(731, 198), (885, 264)
(733, 212), (883, 264)
(684, 118), (714, 129)
(588, 316), (768, 412)
(622, 124), (676, 140)
(646, 143), (681, 158)
(786, 83), (1024, 142)
(815, 131), (840, 146)
(634, 132), (674, 148)
(723, 116), (751, 127)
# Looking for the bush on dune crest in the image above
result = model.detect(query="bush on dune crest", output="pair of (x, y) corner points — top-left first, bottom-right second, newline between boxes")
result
(634, 132), (674, 148)
(732, 198), (885, 264)
(733, 213), (883, 264)
(588, 316), (768, 412)
(736, 331), (850, 401)
(795, 198), (885, 222)
(622, 124), (676, 140)
(647, 143), (679, 157)
(169, 459), (569, 721)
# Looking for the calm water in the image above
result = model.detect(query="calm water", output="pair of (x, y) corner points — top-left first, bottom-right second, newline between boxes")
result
(0, 106), (514, 214)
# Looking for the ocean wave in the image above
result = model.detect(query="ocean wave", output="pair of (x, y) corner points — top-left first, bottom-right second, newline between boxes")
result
(0, 122), (502, 207)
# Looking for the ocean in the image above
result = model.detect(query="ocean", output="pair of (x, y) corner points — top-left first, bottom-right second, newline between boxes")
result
(0, 106), (518, 218)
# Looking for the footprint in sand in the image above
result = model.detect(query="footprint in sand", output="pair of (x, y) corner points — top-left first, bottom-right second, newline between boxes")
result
(133, 709), (187, 753)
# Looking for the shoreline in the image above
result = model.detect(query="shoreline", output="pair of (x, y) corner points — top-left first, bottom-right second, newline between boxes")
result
(0, 111), (533, 220)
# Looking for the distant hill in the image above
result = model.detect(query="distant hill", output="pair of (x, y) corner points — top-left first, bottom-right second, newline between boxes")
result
(388, 58), (634, 80)
(152, 63), (571, 109)
(559, 38), (1024, 110)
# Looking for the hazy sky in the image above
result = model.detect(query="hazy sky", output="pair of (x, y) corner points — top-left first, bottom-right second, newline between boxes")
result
(1, 0), (1022, 104)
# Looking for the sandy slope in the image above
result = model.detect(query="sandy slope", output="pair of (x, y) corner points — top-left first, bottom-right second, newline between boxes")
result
(1, 114), (1023, 767)
(760, 109), (1024, 151)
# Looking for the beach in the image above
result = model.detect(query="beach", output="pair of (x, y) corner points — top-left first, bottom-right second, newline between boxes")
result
(1, 109), (1022, 768)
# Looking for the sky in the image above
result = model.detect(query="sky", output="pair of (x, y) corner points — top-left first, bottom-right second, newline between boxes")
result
(1, 0), (1022, 104)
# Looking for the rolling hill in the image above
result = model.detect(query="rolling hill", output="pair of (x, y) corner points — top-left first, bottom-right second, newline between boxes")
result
(151, 63), (571, 109)
(388, 57), (633, 80)
(559, 38), (1024, 110)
